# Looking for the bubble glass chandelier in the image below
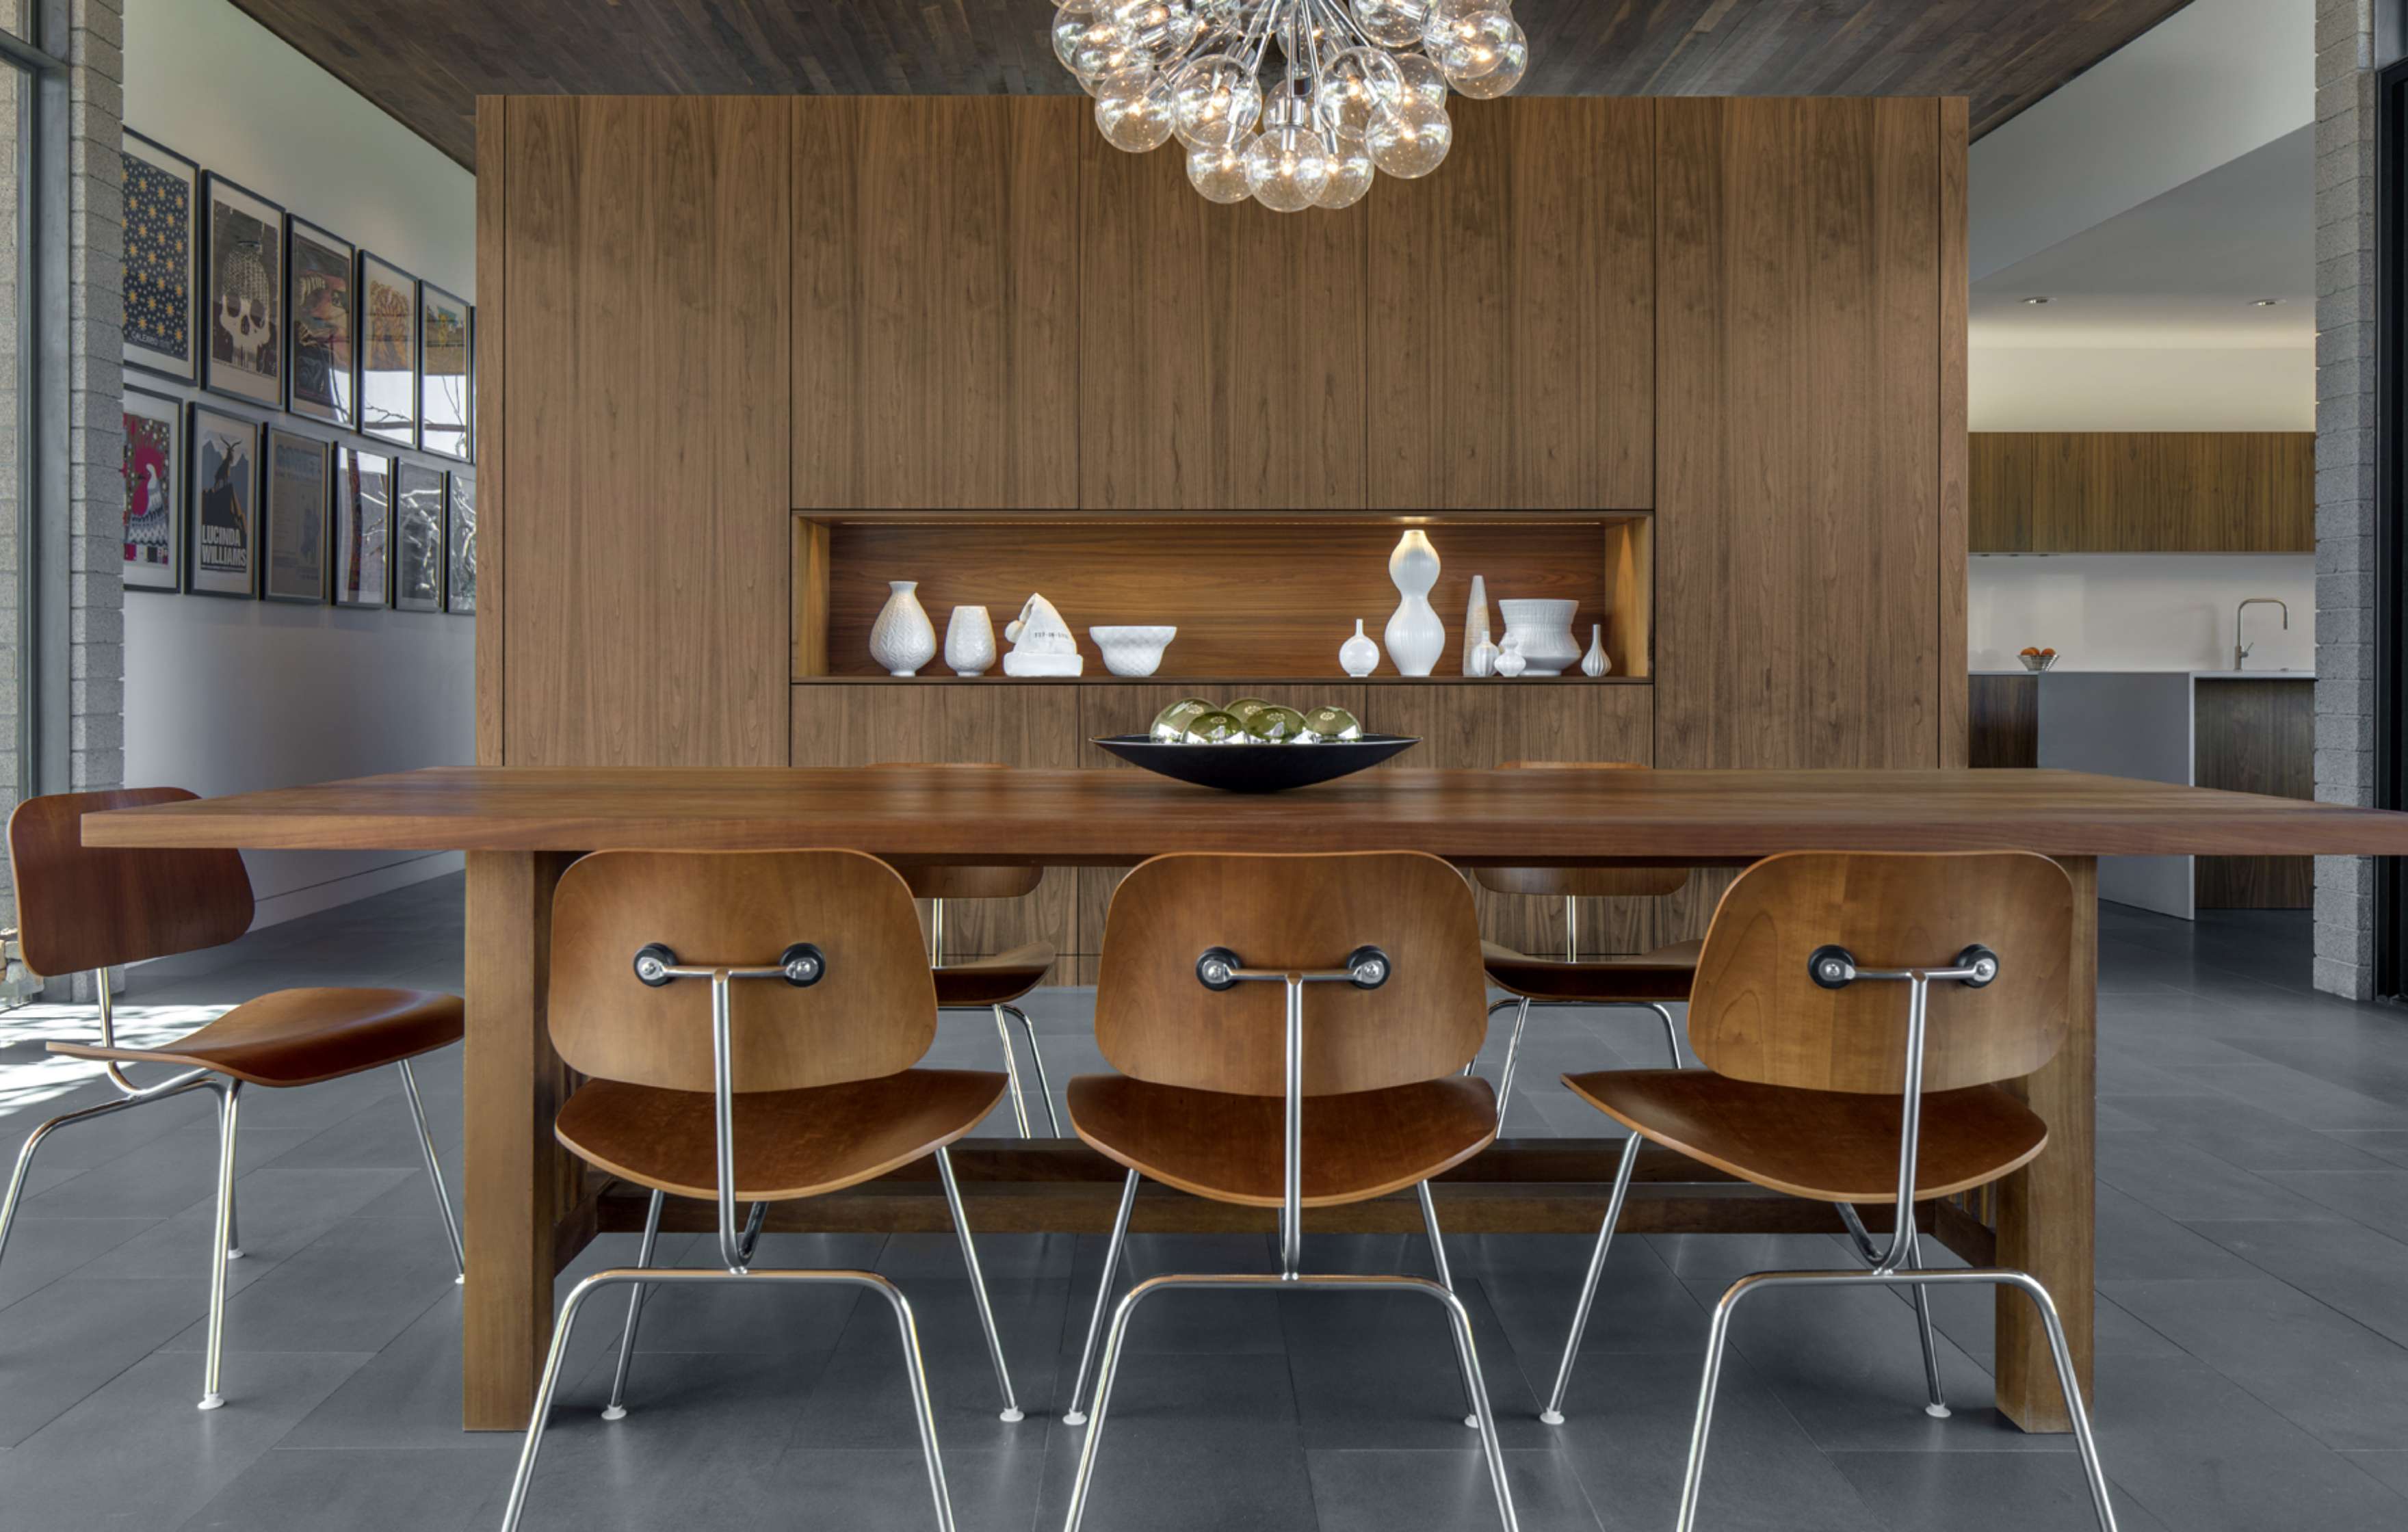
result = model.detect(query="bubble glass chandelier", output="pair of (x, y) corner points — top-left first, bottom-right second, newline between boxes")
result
(1053, 1), (1530, 211)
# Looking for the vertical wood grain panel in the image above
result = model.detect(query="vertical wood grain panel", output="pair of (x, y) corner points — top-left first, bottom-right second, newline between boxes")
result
(793, 98), (1080, 510)
(1968, 434), (2033, 553)
(1937, 98), (1968, 769)
(1655, 97), (1941, 770)
(1969, 433), (2316, 553)
(475, 98), (508, 765)
(1968, 674), (2039, 769)
(2194, 678), (2314, 908)
(1367, 98), (1654, 509)
(503, 98), (789, 766)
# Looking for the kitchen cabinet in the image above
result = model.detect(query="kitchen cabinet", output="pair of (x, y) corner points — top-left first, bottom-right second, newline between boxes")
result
(1970, 433), (2314, 553)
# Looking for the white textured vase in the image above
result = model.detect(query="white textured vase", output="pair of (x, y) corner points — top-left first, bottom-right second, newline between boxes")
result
(1384, 530), (1444, 678)
(1581, 624), (1611, 678)
(1467, 636), (1499, 678)
(1497, 598), (1580, 676)
(870, 581), (937, 676)
(1461, 574), (1491, 676)
(1339, 618), (1380, 678)
(945, 605), (995, 676)
(1494, 633), (1526, 678)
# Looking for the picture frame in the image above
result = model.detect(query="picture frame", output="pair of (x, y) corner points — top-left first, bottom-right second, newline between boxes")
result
(199, 172), (286, 408)
(445, 468), (476, 615)
(121, 131), (200, 384)
(393, 460), (447, 612)
(358, 251), (420, 448)
(185, 404), (262, 598)
(287, 216), (357, 429)
(331, 445), (393, 608)
(262, 428), (332, 604)
(419, 282), (473, 462)
(121, 387), (184, 592)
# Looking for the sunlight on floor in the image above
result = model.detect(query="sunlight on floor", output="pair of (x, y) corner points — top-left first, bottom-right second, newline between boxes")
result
(0, 1002), (233, 1112)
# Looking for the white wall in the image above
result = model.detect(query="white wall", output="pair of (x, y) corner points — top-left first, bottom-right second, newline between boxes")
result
(1971, 344), (2315, 431)
(1969, 553), (2316, 674)
(122, 0), (476, 924)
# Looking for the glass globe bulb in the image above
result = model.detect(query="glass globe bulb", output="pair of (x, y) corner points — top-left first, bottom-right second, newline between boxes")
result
(1316, 127), (1376, 209)
(1433, 10), (1526, 96)
(1367, 96), (1452, 179)
(1188, 135), (1257, 202)
(1112, 0), (1203, 53)
(1244, 129), (1334, 213)
(1173, 55), (1262, 147)
(1380, 49), (1452, 111)
(1316, 47), (1393, 136)
(1096, 68), (1177, 152)
(1352, 0), (1432, 49)
(1053, 2), (1106, 72)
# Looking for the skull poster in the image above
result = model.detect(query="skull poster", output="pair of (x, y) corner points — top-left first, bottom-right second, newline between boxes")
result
(289, 219), (357, 429)
(122, 389), (183, 592)
(187, 405), (261, 598)
(201, 173), (285, 408)
(122, 133), (199, 384)
(393, 461), (446, 612)
(360, 252), (420, 448)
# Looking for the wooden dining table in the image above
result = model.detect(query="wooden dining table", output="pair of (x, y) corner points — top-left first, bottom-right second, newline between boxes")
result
(81, 764), (2408, 1436)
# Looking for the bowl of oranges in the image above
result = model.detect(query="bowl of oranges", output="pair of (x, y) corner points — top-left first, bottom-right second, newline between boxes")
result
(2017, 647), (2059, 673)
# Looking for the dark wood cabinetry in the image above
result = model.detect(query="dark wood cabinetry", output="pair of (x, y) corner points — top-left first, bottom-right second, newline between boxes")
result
(1970, 433), (2314, 553)
(2195, 678), (2314, 908)
(1970, 674), (2039, 769)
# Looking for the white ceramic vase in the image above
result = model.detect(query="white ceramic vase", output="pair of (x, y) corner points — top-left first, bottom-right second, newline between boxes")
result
(1467, 636), (1499, 678)
(1494, 633), (1526, 678)
(870, 581), (938, 676)
(945, 605), (995, 676)
(1461, 574), (1491, 676)
(1582, 624), (1611, 678)
(1497, 598), (1580, 676)
(1384, 530), (1444, 678)
(1339, 619), (1380, 678)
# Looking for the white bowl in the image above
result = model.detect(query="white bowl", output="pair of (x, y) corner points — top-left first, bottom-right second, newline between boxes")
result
(1090, 626), (1177, 678)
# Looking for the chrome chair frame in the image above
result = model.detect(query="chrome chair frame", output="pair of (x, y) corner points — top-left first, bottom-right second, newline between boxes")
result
(0, 968), (464, 1410)
(930, 897), (1060, 1139)
(1478, 994), (1685, 1129)
(501, 947), (1023, 1532)
(1539, 947), (2119, 1532)
(1056, 949), (1521, 1532)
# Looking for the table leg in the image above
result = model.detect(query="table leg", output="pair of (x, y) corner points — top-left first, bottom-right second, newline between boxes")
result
(462, 850), (575, 1430)
(1993, 854), (2095, 1432)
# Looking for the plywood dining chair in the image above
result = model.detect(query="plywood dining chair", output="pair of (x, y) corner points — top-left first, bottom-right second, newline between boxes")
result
(873, 763), (1060, 1137)
(0, 788), (465, 1411)
(1540, 851), (2117, 1532)
(1474, 761), (1699, 1124)
(497, 849), (1025, 1532)
(1054, 851), (1521, 1532)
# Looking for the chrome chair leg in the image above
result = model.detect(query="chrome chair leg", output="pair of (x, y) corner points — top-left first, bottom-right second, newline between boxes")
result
(989, 1006), (1034, 1139)
(1062, 1271), (1519, 1532)
(1672, 1267), (2116, 1532)
(396, 1058), (466, 1282)
(1467, 996), (1521, 1077)
(601, 1188), (666, 1421)
(935, 1145), (1023, 1421)
(1648, 1001), (1684, 1068)
(1541, 1128), (1643, 1424)
(500, 1265), (960, 1532)
(1834, 1202), (1949, 1418)
(1491, 998), (1534, 1130)
(0, 1074), (218, 1271)
(198, 1079), (242, 1410)
(1417, 1180), (1481, 1429)
(213, 1087), (244, 1261)
(999, 1004), (1062, 1137)
(1063, 1167), (1139, 1425)
(1484, 997), (1688, 1126)
(736, 1199), (768, 1266)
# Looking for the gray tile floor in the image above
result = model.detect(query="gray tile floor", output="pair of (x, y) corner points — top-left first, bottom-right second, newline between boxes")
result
(2, 879), (2406, 1529)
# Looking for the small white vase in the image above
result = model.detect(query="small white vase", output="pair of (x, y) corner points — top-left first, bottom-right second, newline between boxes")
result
(870, 581), (937, 676)
(1339, 618), (1380, 678)
(1461, 574), (1491, 676)
(1497, 598), (1580, 676)
(1581, 624), (1611, 678)
(1467, 636), (1499, 678)
(1384, 530), (1444, 678)
(945, 605), (995, 676)
(1494, 633), (1526, 678)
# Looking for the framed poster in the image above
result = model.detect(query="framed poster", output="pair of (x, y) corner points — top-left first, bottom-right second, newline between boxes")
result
(358, 252), (419, 447)
(263, 429), (331, 604)
(200, 172), (285, 408)
(419, 283), (473, 461)
(393, 460), (446, 612)
(332, 445), (392, 608)
(122, 132), (200, 384)
(122, 388), (183, 592)
(287, 217), (357, 428)
(186, 404), (261, 598)
(445, 468), (476, 615)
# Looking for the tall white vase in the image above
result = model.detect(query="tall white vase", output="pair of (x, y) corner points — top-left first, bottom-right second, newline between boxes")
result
(870, 581), (937, 676)
(1461, 574), (1491, 676)
(1384, 531), (1444, 678)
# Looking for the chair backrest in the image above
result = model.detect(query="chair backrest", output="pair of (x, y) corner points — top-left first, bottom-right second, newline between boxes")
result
(1470, 762), (1690, 900)
(866, 763), (1043, 901)
(6, 789), (256, 976)
(1687, 851), (2073, 1094)
(548, 849), (937, 1092)
(1095, 851), (1487, 1096)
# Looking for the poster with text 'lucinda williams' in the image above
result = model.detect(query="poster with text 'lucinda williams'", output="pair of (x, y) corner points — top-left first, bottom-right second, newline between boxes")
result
(186, 404), (259, 598)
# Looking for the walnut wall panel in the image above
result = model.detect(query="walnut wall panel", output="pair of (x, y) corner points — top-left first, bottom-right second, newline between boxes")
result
(1968, 433), (2316, 553)
(794, 98), (1081, 510)
(1654, 97), (1946, 771)
(497, 98), (791, 767)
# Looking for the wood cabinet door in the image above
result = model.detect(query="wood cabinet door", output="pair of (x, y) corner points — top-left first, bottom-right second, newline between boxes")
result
(1970, 433), (2315, 554)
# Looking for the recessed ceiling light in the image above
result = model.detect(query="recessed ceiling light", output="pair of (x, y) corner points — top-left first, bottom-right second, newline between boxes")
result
(2021, 296), (2052, 305)
(2250, 298), (2283, 307)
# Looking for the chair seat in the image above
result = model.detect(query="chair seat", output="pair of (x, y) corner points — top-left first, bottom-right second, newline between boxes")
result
(1562, 1068), (2048, 1203)
(1482, 938), (1701, 1004)
(1066, 1074), (1497, 1209)
(555, 1068), (1008, 1202)
(47, 987), (463, 1088)
(932, 941), (1056, 1008)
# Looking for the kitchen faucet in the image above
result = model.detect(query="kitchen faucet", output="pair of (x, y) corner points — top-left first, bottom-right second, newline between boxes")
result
(2235, 598), (2288, 671)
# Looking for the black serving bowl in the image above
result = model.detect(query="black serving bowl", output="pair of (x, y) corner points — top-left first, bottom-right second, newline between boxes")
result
(1091, 735), (1419, 792)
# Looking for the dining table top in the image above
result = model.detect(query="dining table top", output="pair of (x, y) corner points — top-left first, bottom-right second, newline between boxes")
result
(75, 765), (2408, 866)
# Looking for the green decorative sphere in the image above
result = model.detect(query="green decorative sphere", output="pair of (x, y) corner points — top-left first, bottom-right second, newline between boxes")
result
(1300, 704), (1363, 742)
(1151, 698), (1217, 742)
(1223, 696), (1275, 726)
(1246, 705), (1311, 743)
(1182, 709), (1248, 744)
